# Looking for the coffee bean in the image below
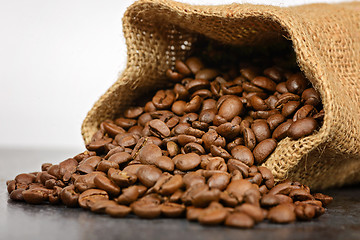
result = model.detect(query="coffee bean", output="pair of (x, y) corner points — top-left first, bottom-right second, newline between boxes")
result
(152, 90), (175, 110)
(161, 202), (186, 217)
(10, 189), (24, 201)
(216, 122), (241, 140)
(287, 117), (318, 140)
(175, 60), (191, 76)
(235, 203), (264, 223)
(131, 199), (162, 219)
(198, 206), (228, 225)
(90, 200), (118, 213)
(94, 174), (121, 196)
(268, 204), (296, 223)
(218, 96), (244, 121)
(137, 165), (162, 188)
(173, 153), (201, 171)
(267, 114), (286, 131)
(243, 127), (256, 150)
(74, 171), (106, 192)
(186, 206), (204, 221)
(22, 187), (49, 204)
(106, 204), (132, 218)
(264, 67), (283, 82)
(108, 168), (137, 187)
(114, 118), (137, 129)
(251, 76), (277, 92)
(78, 189), (109, 209)
(286, 73), (308, 95)
(225, 212), (255, 228)
(60, 185), (79, 207)
(302, 88), (321, 106)
(7, 46), (329, 229)
(251, 120), (271, 142)
(206, 157), (227, 171)
(272, 120), (292, 141)
(313, 193), (333, 207)
(138, 143), (162, 165)
(253, 138), (277, 165)
(231, 146), (254, 166)
(207, 172), (230, 190)
(149, 119), (171, 138)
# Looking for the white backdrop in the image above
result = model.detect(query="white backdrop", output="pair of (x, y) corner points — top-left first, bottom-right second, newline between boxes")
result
(0, 0), (351, 150)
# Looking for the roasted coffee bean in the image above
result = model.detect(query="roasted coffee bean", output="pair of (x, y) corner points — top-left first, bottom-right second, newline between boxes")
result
(235, 203), (264, 223)
(114, 118), (137, 129)
(225, 212), (255, 228)
(184, 142), (205, 155)
(226, 179), (253, 203)
(108, 168), (137, 187)
(253, 139), (277, 165)
(131, 199), (162, 219)
(227, 159), (249, 178)
(175, 60), (191, 76)
(152, 90), (175, 110)
(138, 143), (162, 165)
(198, 205), (228, 225)
(287, 117), (318, 140)
(267, 114), (286, 131)
(294, 203), (317, 221)
(15, 173), (36, 185)
(173, 153), (201, 171)
(268, 204), (296, 223)
(10, 189), (25, 201)
(185, 57), (204, 74)
(231, 145), (254, 166)
(293, 105), (316, 122)
(264, 67), (283, 82)
(22, 187), (49, 204)
(243, 127), (256, 150)
(272, 120), (293, 141)
(251, 76), (276, 92)
(207, 172), (230, 190)
(240, 67), (259, 81)
(166, 69), (184, 82)
(96, 160), (119, 173)
(216, 122), (241, 140)
(90, 200), (118, 213)
(251, 120), (271, 143)
(210, 145), (231, 160)
(313, 193), (333, 207)
(218, 96), (244, 121)
(206, 157), (227, 172)
(161, 202), (186, 217)
(8, 47), (329, 229)
(60, 185), (79, 207)
(74, 171), (106, 192)
(282, 100), (301, 118)
(286, 73), (308, 95)
(154, 156), (175, 172)
(106, 204), (132, 218)
(78, 189), (109, 209)
(136, 165), (162, 188)
(94, 174), (121, 196)
(302, 88), (321, 106)
(202, 129), (226, 151)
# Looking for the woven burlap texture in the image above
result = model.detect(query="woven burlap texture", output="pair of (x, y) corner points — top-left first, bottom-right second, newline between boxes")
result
(81, 0), (360, 190)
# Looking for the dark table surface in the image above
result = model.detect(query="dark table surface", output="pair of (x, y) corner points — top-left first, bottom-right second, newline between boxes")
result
(0, 148), (359, 240)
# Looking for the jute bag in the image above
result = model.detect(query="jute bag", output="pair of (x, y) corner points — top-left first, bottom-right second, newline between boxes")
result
(81, 0), (360, 190)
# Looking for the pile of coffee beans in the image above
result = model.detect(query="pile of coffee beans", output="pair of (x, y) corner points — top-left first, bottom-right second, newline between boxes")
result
(7, 47), (332, 228)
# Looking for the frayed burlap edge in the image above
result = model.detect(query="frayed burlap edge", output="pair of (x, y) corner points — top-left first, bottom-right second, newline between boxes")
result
(81, 0), (360, 189)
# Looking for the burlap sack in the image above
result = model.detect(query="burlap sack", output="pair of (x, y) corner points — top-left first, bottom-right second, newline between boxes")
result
(81, 0), (360, 190)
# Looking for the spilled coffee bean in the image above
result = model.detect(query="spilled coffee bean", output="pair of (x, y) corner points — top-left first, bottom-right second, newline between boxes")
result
(6, 47), (331, 229)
